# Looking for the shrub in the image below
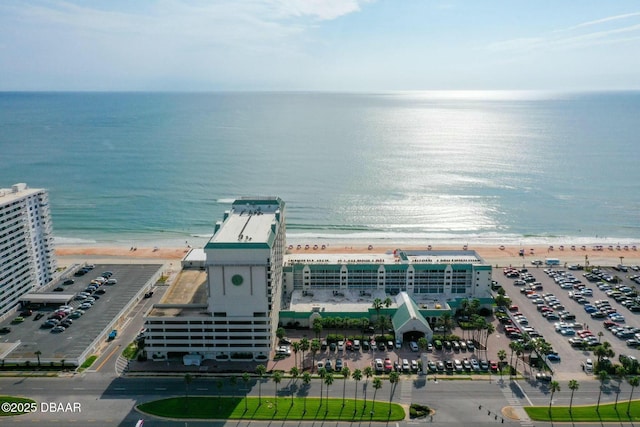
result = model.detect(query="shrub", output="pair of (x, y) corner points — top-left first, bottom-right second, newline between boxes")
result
(409, 403), (430, 418)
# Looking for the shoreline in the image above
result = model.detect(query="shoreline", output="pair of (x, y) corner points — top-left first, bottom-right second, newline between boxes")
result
(54, 242), (640, 267)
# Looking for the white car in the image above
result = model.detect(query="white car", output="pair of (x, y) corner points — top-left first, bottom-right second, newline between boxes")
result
(409, 341), (419, 352)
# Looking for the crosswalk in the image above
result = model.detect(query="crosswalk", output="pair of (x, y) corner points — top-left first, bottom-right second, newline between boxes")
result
(499, 381), (534, 427)
(115, 355), (129, 376)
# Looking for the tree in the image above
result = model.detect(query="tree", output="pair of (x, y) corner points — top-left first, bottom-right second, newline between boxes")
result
(324, 373), (334, 413)
(229, 375), (237, 399)
(377, 315), (390, 337)
(497, 349), (507, 379)
(627, 376), (639, 416)
(615, 365), (626, 409)
(216, 378), (224, 401)
(276, 327), (286, 341)
(372, 298), (383, 320)
(548, 380), (560, 415)
(302, 372), (312, 413)
(313, 318), (323, 339)
(299, 338), (310, 370)
(34, 350), (42, 368)
(363, 366), (374, 408)
(318, 367), (327, 404)
(310, 339), (320, 373)
(256, 364), (266, 405)
(352, 369), (363, 412)
(290, 366), (300, 406)
(596, 370), (609, 412)
(242, 372), (251, 411)
(341, 366), (351, 406)
(184, 373), (193, 412)
(483, 323), (495, 356)
(371, 377), (382, 413)
(509, 342), (523, 378)
(437, 312), (454, 335)
(272, 371), (283, 411)
(568, 379), (579, 414)
(388, 371), (400, 414)
(417, 337), (428, 353)
(383, 297), (393, 309)
(292, 342), (301, 369)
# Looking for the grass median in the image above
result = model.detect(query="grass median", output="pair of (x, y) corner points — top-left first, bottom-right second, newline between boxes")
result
(525, 401), (640, 422)
(138, 396), (405, 421)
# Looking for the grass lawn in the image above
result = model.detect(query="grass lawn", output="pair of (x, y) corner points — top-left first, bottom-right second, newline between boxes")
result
(0, 396), (37, 416)
(138, 396), (405, 421)
(78, 355), (97, 372)
(121, 342), (138, 360)
(525, 400), (640, 422)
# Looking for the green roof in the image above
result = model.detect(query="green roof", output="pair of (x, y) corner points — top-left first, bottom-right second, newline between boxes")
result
(391, 294), (431, 333)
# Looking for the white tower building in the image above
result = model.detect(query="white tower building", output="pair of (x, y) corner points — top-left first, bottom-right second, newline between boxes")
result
(0, 183), (57, 318)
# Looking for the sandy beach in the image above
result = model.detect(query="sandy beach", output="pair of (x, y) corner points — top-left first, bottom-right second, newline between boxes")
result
(54, 242), (640, 268)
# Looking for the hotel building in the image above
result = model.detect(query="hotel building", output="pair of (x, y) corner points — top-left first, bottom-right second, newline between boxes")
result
(0, 183), (57, 318)
(144, 197), (286, 363)
(144, 197), (493, 362)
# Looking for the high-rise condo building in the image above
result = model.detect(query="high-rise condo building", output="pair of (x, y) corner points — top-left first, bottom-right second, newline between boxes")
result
(0, 183), (57, 318)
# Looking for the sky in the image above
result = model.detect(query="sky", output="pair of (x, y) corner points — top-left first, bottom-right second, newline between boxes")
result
(1, 0), (639, 91)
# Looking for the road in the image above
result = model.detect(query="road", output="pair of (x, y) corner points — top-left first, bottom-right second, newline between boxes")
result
(0, 372), (632, 426)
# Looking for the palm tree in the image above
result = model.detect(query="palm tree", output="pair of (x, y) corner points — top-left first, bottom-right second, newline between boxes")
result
(372, 298), (383, 320)
(256, 364), (266, 405)
(596, 370), (609, 412)
(627, 376), (639, 416)
(388, 371), (400, 414)
(229, 375), (238, 398)
(341, 366), (351, 406)
(313, 318), (323, 339)
(324, 373), (334, 413)
(216, 378), (224, 402)
(615, 365), (626, 409)
(417, 337), (428, 353)
(318, 367), (327, 404)
(34, 350), (42, 368)
(363, 366), (373, 408)
(371, 377), (382, 413)
(352, 369), (363, 412)
(377, 315), (390, 337)
(438, 312), (453, 335)
(292, 342), (301, 368)
(310, 339), (320, 373)
(272, 371), (283, 411)
(290, 366), (300, 406)
(509, 341), (523, 378)
(302, 372), (312, 413)
(484, 323), (495, 356)
(568, 379), (579, 414)
(299, 338), (310, 370)
(184, 373), (193, 412)
(497, 349), (507, 379)
(383, 297), (393, 309)
(548, 380), (560, 415)
(242, 372), (251, 411)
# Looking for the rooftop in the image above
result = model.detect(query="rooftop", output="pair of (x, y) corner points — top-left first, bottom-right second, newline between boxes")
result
(285, 249), (485, 266)
(206, 197), (283, 249)
(0, 183), (44, 205)
(286, 289), (451, 313)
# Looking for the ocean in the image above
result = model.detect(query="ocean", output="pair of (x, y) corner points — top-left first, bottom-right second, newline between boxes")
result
(1, 91), (639, 248)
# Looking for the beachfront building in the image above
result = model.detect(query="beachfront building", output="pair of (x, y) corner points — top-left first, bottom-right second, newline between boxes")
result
(279, 249), (493, 340)
(0, 183), (57, 319)
(144, 197), (286, 363)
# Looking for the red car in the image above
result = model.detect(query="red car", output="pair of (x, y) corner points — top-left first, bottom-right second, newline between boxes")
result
(490, 361), (499, 372)
(384, 358), (393, 372)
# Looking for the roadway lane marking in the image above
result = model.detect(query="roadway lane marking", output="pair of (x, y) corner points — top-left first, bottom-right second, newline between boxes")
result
(73, 387), (85, 390)
(196, 388), (208, 391)
(155, 387), (167, 391)
(114, 387), (126, 390)
(95, 343), (121, 372)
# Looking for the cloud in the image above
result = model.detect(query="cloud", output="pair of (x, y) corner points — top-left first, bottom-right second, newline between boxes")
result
(486, 11), (640, 53)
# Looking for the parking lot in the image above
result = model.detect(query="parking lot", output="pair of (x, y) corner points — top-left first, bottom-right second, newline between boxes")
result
(494, 264), (640, 379)
(0, 263), (162, 365)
